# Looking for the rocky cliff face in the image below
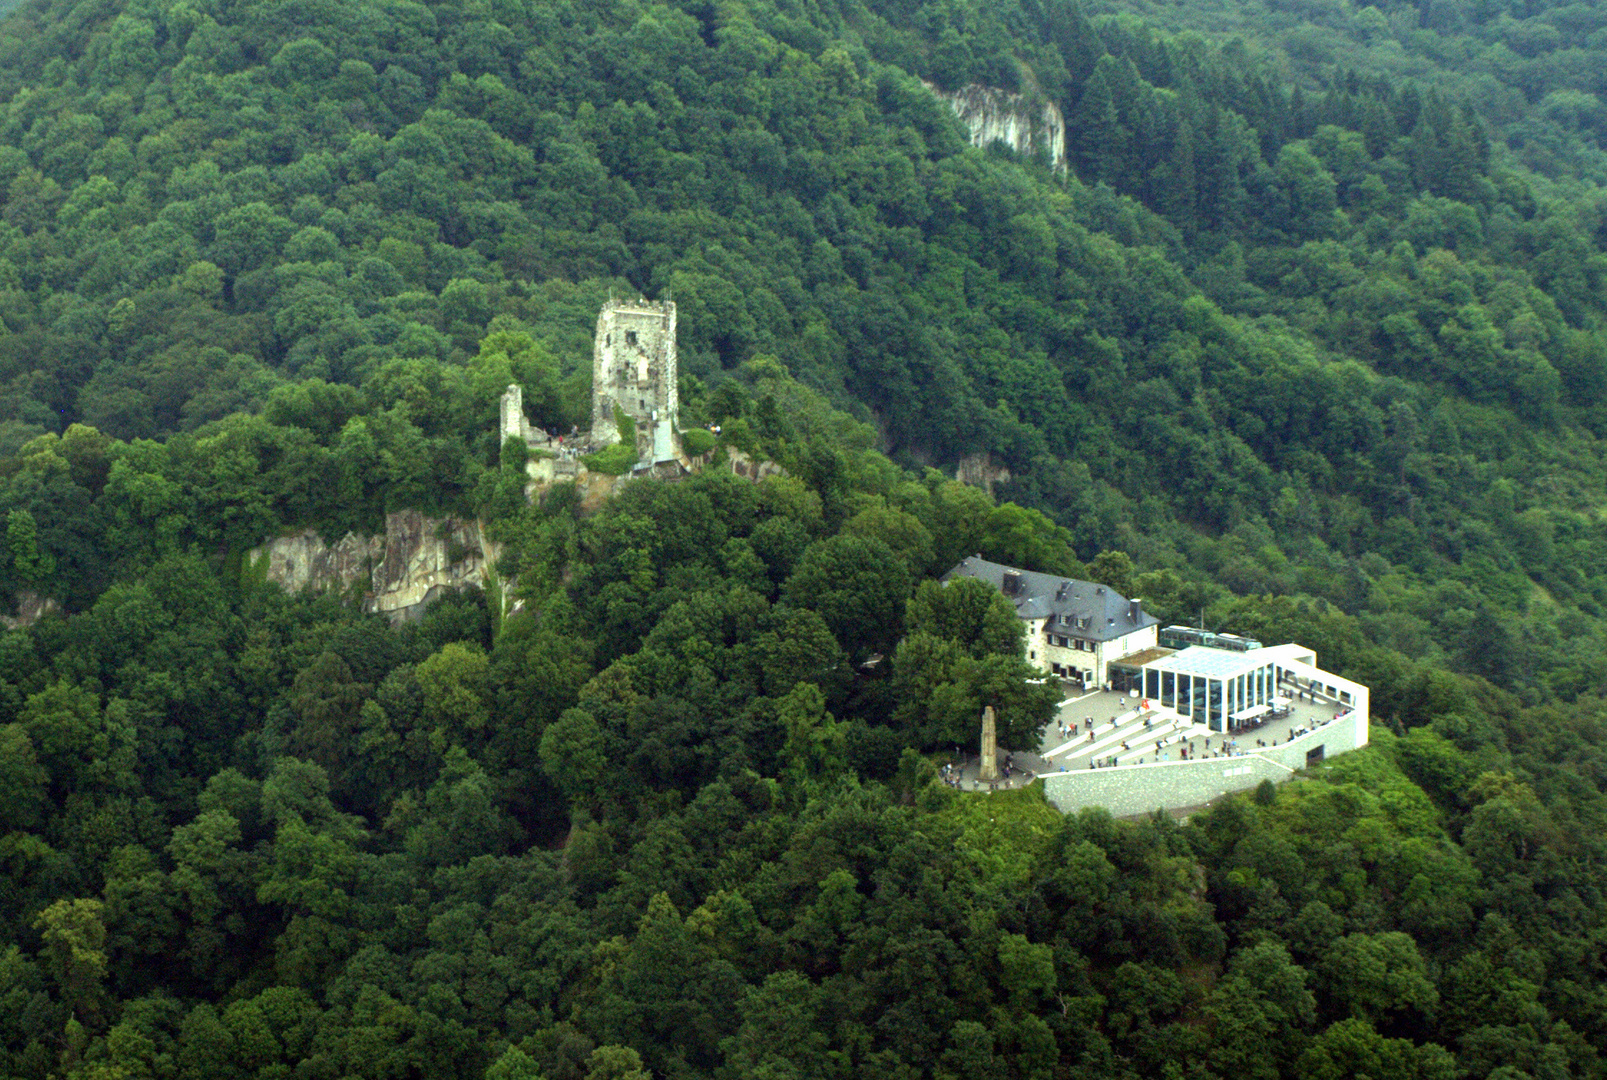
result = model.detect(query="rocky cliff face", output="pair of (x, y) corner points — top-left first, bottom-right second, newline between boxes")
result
(248, 509), (502, 622)
(1, 591), (59, 630)
(955, 453), (1012, 497)
(252, 458), (786, 621)
(927, 82), (1067, 171)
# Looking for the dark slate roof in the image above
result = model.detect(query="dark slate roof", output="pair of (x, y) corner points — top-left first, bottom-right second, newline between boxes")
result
(941, 556), (1160, 643)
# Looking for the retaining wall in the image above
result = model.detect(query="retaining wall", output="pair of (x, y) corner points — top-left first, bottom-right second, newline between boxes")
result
(1041, 711), (1364, 816)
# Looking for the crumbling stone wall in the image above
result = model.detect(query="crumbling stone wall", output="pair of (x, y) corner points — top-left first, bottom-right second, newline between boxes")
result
(591, 298), (680, 464)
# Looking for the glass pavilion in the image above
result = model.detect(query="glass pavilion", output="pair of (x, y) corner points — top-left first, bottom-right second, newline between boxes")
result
(1139, 645), (1289, 733)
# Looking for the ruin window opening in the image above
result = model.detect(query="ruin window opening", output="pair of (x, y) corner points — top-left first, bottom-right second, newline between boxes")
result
(626, 331), (638, 346)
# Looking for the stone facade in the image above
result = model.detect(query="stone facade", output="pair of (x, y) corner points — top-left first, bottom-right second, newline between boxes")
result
(500, 383), (581, 492)
(1031, 615), (1157, 689)
(943, 557), (1159, 687)
(500, 383), (536, 446)
(927, 82), (1067, 171)
(591, 298), (680, 464)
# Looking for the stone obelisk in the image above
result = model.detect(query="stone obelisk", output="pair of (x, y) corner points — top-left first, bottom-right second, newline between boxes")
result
(979, 705), (999, 781)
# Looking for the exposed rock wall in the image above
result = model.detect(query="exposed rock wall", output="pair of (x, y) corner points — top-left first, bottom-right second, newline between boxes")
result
(955, 453), (1012, 497)
(927, 82), (1067, 171)
(725, 448), (785, 482)
(251, 456), (787, 622)
(249, 509), (501, 623)
(1, 590), (59, 630)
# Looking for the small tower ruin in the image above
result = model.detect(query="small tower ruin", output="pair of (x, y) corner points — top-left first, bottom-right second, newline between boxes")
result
(500, 382), (534, 445)
(591, 298), (679, 465)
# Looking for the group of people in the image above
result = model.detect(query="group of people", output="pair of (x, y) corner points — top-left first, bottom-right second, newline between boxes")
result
(1055, 716), (1105, 740)
(938, 754), (1027, 790)
(939, 761), (965, 788)
(1073, 718), (1293, 768)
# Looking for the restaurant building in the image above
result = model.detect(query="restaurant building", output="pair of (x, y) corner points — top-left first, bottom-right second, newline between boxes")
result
(1133, 642), (1368, 735)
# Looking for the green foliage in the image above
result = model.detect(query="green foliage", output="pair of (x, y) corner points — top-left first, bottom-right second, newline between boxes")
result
(907, 577), (1026, 657)
(681, 428), (717, 456)
(612, 406), (636, 449)
(4, 509), (53, 587)
(2, 0), (1607, 1075)
(581, 442), (638, 477)
(0, 0), (1585, 710)
(776, 682), (848, 800)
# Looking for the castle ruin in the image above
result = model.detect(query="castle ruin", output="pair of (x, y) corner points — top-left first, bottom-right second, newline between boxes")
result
(499, 382), (541, 446)
(591, 298), (680, 466)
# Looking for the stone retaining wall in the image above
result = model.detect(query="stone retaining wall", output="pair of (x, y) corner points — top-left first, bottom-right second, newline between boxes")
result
(1041, 712), (1363, 816)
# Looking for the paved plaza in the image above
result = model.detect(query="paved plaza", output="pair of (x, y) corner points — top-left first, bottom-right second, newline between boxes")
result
(940, 682), (1355, 793)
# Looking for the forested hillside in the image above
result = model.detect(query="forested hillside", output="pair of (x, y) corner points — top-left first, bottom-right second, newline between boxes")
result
(0, 0), (1604, 697)
(1085, 0), (1607, 182)
(3, 0), (1607, 1076)
(3, 369), (1607, 1080)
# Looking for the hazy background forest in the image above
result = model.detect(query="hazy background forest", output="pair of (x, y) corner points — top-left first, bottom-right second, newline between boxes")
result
(1, 0), (1607, 1076)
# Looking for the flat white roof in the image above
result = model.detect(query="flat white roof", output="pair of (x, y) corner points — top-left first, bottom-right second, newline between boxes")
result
(1145, 645), (1281, 679)
(1142, 642), (1324, 680)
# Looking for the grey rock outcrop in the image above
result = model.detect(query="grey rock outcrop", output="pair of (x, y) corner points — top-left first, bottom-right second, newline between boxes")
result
(927, 82), (1067, 171)
(956, 453), (1012, 497)
(248, 509), (502, 622)
(1, 590), (59, 630)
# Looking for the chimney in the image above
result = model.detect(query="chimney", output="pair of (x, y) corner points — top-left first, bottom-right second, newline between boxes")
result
(1129, 598), (1141, 623)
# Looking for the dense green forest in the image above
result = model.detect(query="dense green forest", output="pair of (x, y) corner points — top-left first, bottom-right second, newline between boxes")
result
(3, 371), (1606, 1080)
(3, 0), (1607, 1075)
(0, 0), (1605, 699)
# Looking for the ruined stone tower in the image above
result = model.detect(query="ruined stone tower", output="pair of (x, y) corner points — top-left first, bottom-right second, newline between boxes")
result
(500, 382), (533, 445)
(591, 298), (679, 465)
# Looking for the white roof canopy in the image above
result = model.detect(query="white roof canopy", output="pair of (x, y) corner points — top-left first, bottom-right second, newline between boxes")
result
(1143, 645), (1278, 680)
